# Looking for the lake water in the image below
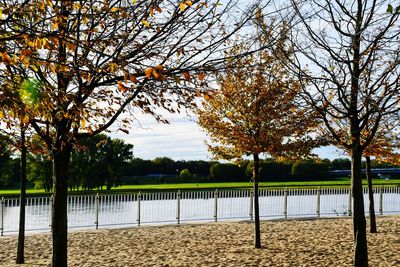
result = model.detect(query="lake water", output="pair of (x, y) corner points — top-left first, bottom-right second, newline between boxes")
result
(1, 187), (399, 235)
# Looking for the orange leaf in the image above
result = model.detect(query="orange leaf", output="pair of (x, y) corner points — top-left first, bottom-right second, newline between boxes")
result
(183, 71), (191, 81)
(153, 69), (161, 79)
(117, 81), (128, 93)
(145, 67), (153, 78)
(179, 2), (186, 11)
(198, 72), (206, 81)
(152, 65), (164, 79)
(129, 74), (138, 83)
(155, 64), (164, 71)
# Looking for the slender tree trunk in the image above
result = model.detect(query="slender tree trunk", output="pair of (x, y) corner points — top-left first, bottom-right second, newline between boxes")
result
(16, 126), (27, 264)
(253, 153), (261, 248)
(51, 145), (72, 267)
(365, 156), (377, 233)
(351, 146), (368, 267)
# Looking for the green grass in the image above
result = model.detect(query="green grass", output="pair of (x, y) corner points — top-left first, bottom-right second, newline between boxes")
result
(1, 178), (399, 197)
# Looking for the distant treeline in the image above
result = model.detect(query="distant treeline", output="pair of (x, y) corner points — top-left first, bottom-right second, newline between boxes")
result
(1, 134), (398, 191)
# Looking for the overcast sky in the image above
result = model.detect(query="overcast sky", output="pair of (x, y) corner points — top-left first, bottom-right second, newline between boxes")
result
(109, 111), (347, 161)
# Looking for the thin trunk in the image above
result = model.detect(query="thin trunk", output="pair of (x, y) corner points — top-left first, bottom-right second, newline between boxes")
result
(253, 153), (261, 248)
(51, 145), (71, 267)
(365, 156), (377, 233)
(16, 126), (27, 264)
(351, 146), (368, 267)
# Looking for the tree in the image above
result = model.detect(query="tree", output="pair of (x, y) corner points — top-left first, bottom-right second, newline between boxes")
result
(0, 78), (43, 264)
(1, 1), (262, 265)
(27, 153), (53, 191)
(179, 168), (192, 180)
(362, 119), (400, 233)
(286, 1), (400, 265)
(331, 158), (351, 170)
(0, 135), (14, 188)
(70, 134), (133, 190)
(196, 21), (319, 248)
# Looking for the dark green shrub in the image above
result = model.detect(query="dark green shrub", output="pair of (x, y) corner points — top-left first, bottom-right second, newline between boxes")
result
(246, 160), (293, 181)
(209, 163), (246, 181)
(291, 161), (330, 180)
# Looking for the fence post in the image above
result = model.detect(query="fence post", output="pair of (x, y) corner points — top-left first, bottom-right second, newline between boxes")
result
(379, 186), (383, 215)
(49, 195), (54, 230)
(137, 192), (141, 226)
(95, 194), (100, 229)
(176, 190), (181, 225)
(214, 189), (218, 222)
(283, 187), (288, 219)
(316, 187), (321, 218)
(348, 187), (352, 216)
(0, 197), (4, 236)
(249, 189), (253, 221)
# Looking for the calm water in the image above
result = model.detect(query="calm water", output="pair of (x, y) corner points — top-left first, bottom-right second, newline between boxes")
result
(1, 189), (399, 235)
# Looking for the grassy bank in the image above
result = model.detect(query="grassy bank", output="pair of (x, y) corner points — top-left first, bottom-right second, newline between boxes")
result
(1, 178), (399, 197)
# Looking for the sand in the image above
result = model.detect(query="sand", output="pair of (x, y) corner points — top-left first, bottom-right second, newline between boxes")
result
(0, 216), (399, 266)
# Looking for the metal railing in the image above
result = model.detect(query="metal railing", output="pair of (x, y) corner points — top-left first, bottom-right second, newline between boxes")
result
(1, 186), (399, 235)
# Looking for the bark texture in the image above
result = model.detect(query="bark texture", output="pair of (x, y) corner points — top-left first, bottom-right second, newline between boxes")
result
(253, 153), (261, 248)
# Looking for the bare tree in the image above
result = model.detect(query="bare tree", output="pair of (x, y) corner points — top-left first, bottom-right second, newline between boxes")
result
(281, 1), (400, 266)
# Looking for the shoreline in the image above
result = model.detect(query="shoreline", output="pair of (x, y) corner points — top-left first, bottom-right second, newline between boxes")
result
(1, 216), (399, 266)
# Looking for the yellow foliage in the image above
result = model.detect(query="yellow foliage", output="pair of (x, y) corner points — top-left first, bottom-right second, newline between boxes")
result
(145, 67), (153, 78)
(141, 20), (150, 27)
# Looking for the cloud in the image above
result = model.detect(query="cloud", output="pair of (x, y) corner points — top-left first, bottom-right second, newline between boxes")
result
(108, 112), (212, 160)
(108, 111), (345, 161)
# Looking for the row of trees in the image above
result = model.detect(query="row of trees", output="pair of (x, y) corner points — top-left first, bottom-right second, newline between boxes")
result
(5, 135), (399, 191)
(0, 1), (265, 265)
(0, 134), (133, 191)
(1, 0), (399, 266)
(195, 0), (400, 263)
(3, 130), (399, 190)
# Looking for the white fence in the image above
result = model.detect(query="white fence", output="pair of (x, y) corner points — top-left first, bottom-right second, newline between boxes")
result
(1, 186), (400, 235)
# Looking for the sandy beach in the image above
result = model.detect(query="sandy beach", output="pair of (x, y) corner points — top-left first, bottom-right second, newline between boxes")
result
(1, 216), (399, 266)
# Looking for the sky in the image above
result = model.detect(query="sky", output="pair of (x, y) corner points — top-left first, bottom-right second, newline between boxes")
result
(109, 111), (347, 161)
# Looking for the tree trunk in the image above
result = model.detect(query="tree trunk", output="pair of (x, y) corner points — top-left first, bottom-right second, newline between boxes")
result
(365, 156), (377, 233)
(253, 153), (261, 248)
(351, 147), (368, 266)
(16, 126), (27, 264)
(51, 145), (72, 267)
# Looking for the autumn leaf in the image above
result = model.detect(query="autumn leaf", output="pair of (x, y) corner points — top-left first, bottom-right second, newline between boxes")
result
(198, 72), (206, 81)
(152, 65), (164, 79)
(2, 52), (12, 64)
(141, 20), (150, 27)
(22, 115), (30, 124)
(117, 81), (129, 93)
(109, 62), (118, 73)
(172, 75), (181, 84)
(155, 64), (164, 71)
(129, 74), (138, 83)
(145, 67), (154, 78)
(80, 119), (86, 127)
(183, 71), (191, 81)
(180, 1), (193, 11)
